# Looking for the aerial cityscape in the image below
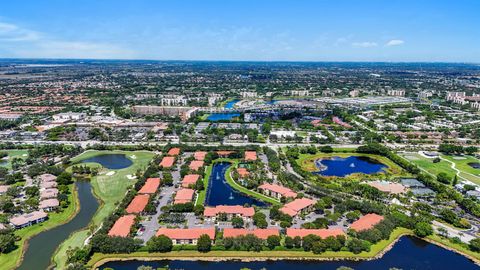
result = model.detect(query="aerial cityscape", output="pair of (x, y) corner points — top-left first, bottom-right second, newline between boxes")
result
(0, 1), (480, 270)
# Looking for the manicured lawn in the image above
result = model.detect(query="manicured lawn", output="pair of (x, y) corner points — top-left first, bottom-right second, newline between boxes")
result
(87, 228), (413, 268)
(442, 155), (480, 184)
(0, 184), (78, 270)
(195, 163), (212, 206)
(427, 234), (480, 262)
(52, 150), (155, 269)
(401, 153), (457, 178)
(297, 152), (407, 177)
(0, 149), (29, 169)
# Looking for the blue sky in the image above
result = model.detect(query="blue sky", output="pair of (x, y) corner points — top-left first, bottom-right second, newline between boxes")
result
(0, 0), (479, 62)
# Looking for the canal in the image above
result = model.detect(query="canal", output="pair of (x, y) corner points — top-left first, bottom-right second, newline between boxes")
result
(17, 181), (99, 270)
(98, 236), (479, 269)
(205, 162), (266, 207)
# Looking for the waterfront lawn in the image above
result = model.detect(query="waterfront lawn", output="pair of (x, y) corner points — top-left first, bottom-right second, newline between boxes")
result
(53, 150), (155, 269)
(195, 163), (212, 206)
(0, 184), (78, 270)
(87, 228), (413, 268)
(0, 149), (29, 169)
(297, 152), (406, 177)
(427, 234), (480, 262)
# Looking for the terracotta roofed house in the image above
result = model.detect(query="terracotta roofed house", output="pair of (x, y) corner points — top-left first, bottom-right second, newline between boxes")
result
(350, 213), (384, 232)
(189, 160), (204, 171)
(182, 174), (200, 188)
(280, 198), (317, 217)
(204, 205), (255, 222)
(223, 228), (280, 240)
(367, 181), (405, 194)
(0, 185), (9, 195)
(236, 168), (249, 178)
(138, 178), (161, 194)
(108, 215), (136, 237)
(217, 150), (234, 157)
(40, 181), (57, 189)
(156, 227), (216, 245)
(258, 183), (297, 200)
(174, 188), (195, 204)
(159, 156), (175, 168)
(126, 194), (150, 214)
(286, 228), (346, 239)
(194, 151), (208, 161)
(40, 188), (59, 200)
(245, 151), (257, 161)
(167, 147), (181, 156)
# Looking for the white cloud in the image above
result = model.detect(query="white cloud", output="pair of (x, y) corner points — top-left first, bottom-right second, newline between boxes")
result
(0, 21), (136, 59)
(385, 39), (405, 46)
(352, 41), (378, 48)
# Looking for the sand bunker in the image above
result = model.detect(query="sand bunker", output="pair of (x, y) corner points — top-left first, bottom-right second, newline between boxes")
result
(106, 171), (116, 176)
(126, 174), (137, 180)
(130, 155), (137, 159)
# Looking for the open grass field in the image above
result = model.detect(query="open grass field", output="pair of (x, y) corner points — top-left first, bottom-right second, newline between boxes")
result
(87, 228), (414, 268)
(52, 150), (155, 269)
(401, 153), (457, 178)
(0, 184), (78, 270)
(0, 149), (29, 169)
(297, 152), (407, 178)
(401, 152), (480, 185)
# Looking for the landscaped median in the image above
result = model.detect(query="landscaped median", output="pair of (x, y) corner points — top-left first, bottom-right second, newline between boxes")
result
(87, 228), (414, 268)
(0, 183), (79, 270)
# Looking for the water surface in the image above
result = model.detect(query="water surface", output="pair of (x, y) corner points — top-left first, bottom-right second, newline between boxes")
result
(205, 162), (266, 207)
(224, 99), (239, 109)
(315, 156), (387, 177)
(17, 181), (99, 270)
(207, 113), (241, 121)
(80, 153), (133, 169)
(99, 236), (479, 270)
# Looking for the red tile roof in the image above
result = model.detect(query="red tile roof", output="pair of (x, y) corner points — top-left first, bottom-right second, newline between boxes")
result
(126, 194), (150, 213)
(217, 151), (234, 157)
(156, 227), (215, 240)
(194, 151), (208, 161)
(258, 183), (297, 198)
(108, 215), (136, 237)
(280, 198), (317, 217)
(245, 151), (257, 161)
(168, 147), (181, 156)
(223, 228), (280, 240)
(367, 182), (406, 194)
(159, 156), (175, 168)
(182, 174), (200, 188)
(236, 168), (249, 178)
(286, 228), (345, 239)
(204, 205), (255, 217)
(138, 178), (161, 194)
(189, 160), (204, 171)
(174, 188), (195, 204)
(350, 213), (384, 232)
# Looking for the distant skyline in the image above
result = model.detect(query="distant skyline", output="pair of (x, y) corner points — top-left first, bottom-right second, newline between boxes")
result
(0, 0), (479, 62)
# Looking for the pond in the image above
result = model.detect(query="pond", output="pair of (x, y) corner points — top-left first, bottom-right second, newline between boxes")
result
(98, 236), (479, 270)
(468, 162), (480, 169)
(80, 153), (133, 169)
(315, 156), (387, 177)
(224, 99), (240, 109)
(17, 181), (99, 270)
(205, 162), (266, 207)
(207, 113), (241, 121)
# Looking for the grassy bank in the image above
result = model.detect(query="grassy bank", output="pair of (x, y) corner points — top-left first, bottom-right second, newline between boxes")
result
(87, 228), (412, 268)
(52, 150), (155, 269)
(0, 184), (78, 270)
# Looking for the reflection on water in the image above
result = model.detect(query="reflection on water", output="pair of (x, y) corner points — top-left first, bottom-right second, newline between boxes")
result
(205, 162), (266, 207)
(315, 156), (387, 177)
(80, 153), (133, 169)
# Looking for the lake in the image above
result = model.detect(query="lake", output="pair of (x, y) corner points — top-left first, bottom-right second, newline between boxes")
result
(205, 162), (266, 207)
(315, 156), (387, 177)
(98, 236), (479, 270)
(224, 99), (240, 109)
(17, 181), (99, 270)
(80, 153), (133, 169)
(207, 113), (241, 121)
